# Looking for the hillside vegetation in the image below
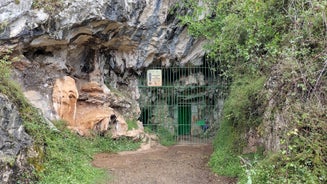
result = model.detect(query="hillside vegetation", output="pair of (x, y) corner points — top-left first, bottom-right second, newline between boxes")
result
(179, 0), (327, 183)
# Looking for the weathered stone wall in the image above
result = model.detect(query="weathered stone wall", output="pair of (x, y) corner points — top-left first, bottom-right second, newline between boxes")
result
(0, 94), (35, 183)
(0, 0), (207, 136)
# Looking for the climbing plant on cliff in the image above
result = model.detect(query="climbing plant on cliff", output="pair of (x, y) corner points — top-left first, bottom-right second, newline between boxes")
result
(178, 0), (327, 183)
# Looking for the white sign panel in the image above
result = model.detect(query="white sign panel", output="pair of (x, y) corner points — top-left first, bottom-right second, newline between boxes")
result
(147, 69), (162, 86)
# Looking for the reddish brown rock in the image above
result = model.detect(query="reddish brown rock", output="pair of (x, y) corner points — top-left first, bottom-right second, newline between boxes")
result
(52, 76), (79, 126)
(80, 81), (104, 93)
(79, 81), (109, 104)
(52, 77), (133, 137)
(75, 102), (128, 137)
(12, 56), (32, 71)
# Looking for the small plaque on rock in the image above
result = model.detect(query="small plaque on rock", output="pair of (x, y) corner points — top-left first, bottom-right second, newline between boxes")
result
(147, 69), (162, 87)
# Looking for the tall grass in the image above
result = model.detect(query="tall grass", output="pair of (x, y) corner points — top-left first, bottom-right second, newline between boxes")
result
(209, 75), (266, 177)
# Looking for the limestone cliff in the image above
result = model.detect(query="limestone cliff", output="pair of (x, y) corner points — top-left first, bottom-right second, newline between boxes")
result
(0, 0), (205, 136)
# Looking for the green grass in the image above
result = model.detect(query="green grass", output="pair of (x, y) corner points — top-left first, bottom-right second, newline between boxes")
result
(20, 113), (141, 184)
(22, 117), (141, 184)
(209, 119), (242, 177)
(209, 75), (266, 177)
(36, 129), (140, 184)
(20, 114), (141, 184)
(157, 126), (176, 146)
(144, 125), (177, 146)
(126, 119), (138, 130)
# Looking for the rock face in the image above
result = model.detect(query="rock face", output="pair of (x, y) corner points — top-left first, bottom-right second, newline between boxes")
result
(53, 76), (79, 125)
(52, 76), (129, 136)
(0, 94), (35, 183)
(0, 0), (206, 137)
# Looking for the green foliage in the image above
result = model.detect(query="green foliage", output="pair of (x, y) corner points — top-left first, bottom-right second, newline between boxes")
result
(126, 119), (138, 130)
(178, 0), (288, 77)
(23, 115), (140, 184)
(222, 75), (266, 153)
(209, 119), (242, 177)
(209, 75), (265, 177)
(52, 119), (68, 131)
(144, 125), (177, 146)
(223, 76), (266, 137)
(37, 129), (140, 184)
(239, 101), (327, 184)
(0, 49), (31, 121)
(23, 117), (140, 184)
(18, 101), (140, 184)
(0, 47), (13, 81)
(179, 0), (327, 182)
(157, 126), (176, 146)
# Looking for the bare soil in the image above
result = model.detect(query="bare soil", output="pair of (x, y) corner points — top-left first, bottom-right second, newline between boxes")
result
(92, 144), (237, 184)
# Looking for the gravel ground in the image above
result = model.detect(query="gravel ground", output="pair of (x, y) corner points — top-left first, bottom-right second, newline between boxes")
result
(92, 144), (237, 184)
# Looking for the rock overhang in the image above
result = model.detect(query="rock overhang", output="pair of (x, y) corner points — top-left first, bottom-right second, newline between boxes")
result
(0, 0), (206, 137)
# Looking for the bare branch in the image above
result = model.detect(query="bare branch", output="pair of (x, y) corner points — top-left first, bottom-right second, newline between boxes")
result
(312, 60), (327, 93)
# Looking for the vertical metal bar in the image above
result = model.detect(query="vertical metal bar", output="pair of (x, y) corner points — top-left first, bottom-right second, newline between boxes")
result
(187, 65), (190, 143)
(205, 64), (208, 144)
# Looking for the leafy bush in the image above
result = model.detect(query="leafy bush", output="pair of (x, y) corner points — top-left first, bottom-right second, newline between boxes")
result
(223, 76), (266, 134)
(179, 0), (327, 183)
(178, 0), (289, 78)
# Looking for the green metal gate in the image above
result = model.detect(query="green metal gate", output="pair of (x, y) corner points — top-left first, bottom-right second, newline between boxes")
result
(138, 64), (224, 144)
(178, 105), (191, 135)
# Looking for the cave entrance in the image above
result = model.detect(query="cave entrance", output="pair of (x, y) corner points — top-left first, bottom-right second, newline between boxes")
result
(138, 62), (225, 144)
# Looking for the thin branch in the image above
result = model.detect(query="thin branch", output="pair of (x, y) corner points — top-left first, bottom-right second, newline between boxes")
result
(312, 60), (327, 93)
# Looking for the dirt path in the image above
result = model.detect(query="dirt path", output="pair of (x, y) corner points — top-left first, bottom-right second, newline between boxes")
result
(92, 144), (237, 184)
